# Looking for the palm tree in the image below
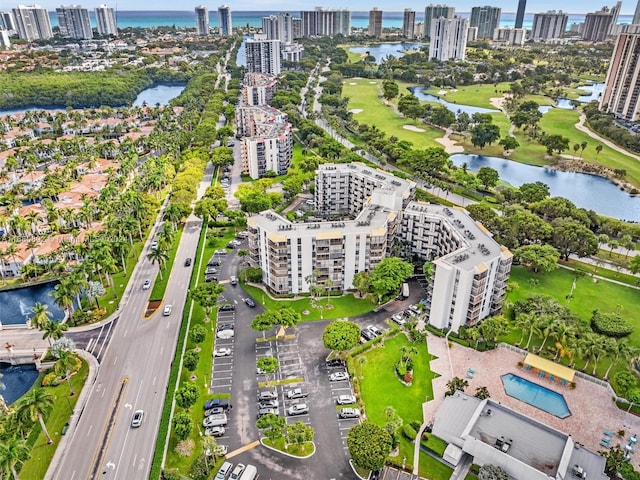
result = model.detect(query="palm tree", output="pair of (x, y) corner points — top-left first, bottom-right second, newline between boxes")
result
(51, 281), (75, 323)
(604, 342), (638, 380)
(42, 320), (68, 346)
(0, 437), (30, 480)
(445, 377), (469, 397)
(55, 350), (78, 396)
(15, 388), (55, 444)
(0, 371), (6, 413)
(29, 302), (51, 331)
(147, 247), (169, 279)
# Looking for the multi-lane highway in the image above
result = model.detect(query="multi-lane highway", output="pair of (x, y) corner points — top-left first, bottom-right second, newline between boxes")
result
(50, 164), (213, 480)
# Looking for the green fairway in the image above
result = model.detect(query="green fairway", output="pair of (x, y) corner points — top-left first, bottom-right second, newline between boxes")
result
(342, 80), (443, 148)
(421, 82), (512, 109)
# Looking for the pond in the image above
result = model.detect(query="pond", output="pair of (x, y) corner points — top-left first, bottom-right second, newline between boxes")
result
(132, 84), (185, 107)
(0, 364), (39, 406)
(348, 42), (427, 63)
(449, 153), (640, 221)
(0, 281), (65, 326)
(409, 86), (498, 116)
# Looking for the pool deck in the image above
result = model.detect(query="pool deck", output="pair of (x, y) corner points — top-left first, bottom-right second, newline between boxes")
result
(423, 333), (640, 455)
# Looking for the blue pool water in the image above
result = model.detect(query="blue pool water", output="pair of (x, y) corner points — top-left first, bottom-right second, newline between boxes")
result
(501, 373), (571, 419)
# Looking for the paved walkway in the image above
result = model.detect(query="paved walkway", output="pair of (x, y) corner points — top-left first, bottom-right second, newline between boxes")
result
(575, 113), (640, 163)
(421, 333), (640, 456)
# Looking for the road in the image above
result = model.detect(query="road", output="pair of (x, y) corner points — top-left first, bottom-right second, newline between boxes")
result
(50, 163), (214, 480)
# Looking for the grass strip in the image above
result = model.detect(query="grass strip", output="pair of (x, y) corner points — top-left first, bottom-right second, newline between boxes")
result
(150, 226), (185, 301)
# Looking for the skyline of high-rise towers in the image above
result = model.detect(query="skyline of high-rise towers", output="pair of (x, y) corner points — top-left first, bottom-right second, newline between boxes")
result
(56, 5), (93, 40)
(12, 4), (53, 41)
(195, 5), (209, 35)
(424, 4), (455, 40)
(218, 4), (231, 35)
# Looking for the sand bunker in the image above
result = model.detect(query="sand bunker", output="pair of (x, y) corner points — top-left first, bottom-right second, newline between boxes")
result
(349, 82), (357, 85)
(349, 109), (363, 114)
(403, 125), (426, 132)
(369, 81), (377, 84)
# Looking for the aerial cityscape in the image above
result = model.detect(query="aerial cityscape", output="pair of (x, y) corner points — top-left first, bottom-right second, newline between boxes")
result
(1, 1), (640, 480)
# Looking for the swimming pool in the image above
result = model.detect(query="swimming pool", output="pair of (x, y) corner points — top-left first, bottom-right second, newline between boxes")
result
(501, 373), (571, 419)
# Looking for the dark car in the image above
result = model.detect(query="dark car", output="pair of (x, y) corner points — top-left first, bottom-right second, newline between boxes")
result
(326, 358), (346, 368)
(184, 258), (192, 267)
(204, 398), (230, 410)
(208, 258), (221, 267)
(205, 275), (218, 283)
(361, 329), (375, 341)
(245, 298), (256, 308)
(219, 304), (235, 312)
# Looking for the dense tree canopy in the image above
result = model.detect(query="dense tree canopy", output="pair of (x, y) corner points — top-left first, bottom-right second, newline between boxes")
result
(347, 422), (393, 471)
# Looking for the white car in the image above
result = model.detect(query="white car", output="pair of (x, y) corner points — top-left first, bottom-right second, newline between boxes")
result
(216, 329), (234, 339)
(142, 279), (151, 290)
(336, 394), (356, 405)
(286, 388), (308, 399)
(163, 304), (172, 316)
(204, 426), (225, 437)
(288, 403), (309, 416)
(214, 348), (232, 357)
(330, 371), (349, 382)
(338, 407), (361, 419)
(131, 410), (144, 428)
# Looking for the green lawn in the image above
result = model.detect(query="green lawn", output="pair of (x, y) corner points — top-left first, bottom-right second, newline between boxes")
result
(20, 359), (90, 480)
(420, 83), (512, 109)
(342, 80), (443, 148)
(150, 225), (185, 302)
(241, 283), (376, 321)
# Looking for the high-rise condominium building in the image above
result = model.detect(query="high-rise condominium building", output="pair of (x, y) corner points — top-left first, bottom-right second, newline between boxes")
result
(634, 0), (640, 25)
(247, 163), (511, 331)
(218, 4), (231, 35)
(610, 1), (622, 35)
(583, 6), (614, 42)
(470, 5), (501, 39)
(300, 8), (350, 37)
(531, 10), (568, 42)
(195, 5), (209, 35)
(423, 4), (454, 39)
(245, 34), (281, 76)
(429, 16), (468, 61)
(95, 4), (117, 36)
(262, 13), (298, 44)
(0, 11), (16, 34)
(0, 29), (10, 48)
(514, 0), (526, 28)
(402, 9), (416, 39)
(601, 33), (640, 121)
(368, 7), (383, 37)
(12, 5), (52, 41)
(56, 5), (92, 40)
(493, 27), (526, 45)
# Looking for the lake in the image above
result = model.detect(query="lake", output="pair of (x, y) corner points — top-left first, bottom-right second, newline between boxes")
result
(0, 364), (39, 406)
(450, 153), (640, 222)
(0, 281), (65, 326)
(409, 86), (498, 116)
(132, 84), (185, 107)
(349, 42), (427, 63)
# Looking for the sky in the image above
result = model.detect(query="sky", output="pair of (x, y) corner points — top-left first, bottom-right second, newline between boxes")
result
(3, 0), (638, 15)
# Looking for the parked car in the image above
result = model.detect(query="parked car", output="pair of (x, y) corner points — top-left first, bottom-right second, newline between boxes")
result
(205, 275), (218, 283)
(391, 313), (406, 326)
(245, 297), (256, 308)
(219, 303), (235, 311)
(184, 257), (192, 267)
(204, 398), (230, 410)
(205, 406), (225, 416)
(214, 348), (232, 357)
(361, 329), (375, 341)
(205, 266), (219, 275)
(217, 323), (234, 331)
(142, 279), (151, 290)
(258, 390), (277, 401)
(288, 403), (309, 416)
(329, 371), (349, 382)
(215, 249), (228, 255)
(336, 394), (356, 405)
(131, 410), (144, 428)
(257, 407), (278, 418)
(203, 413), (228, 427)
(259, 399), (279, 409)
(230, 464), (245, 480)
(286, 388), (308, 399)
(338, 407), (361, 419)
(216, 329), (234, 339)
(208, 258), (221, 267)
(367, 325), (382, 337)
(326, 358), (346, 367)
(205, 426), (226, 437)
(163, 304), (172, 316)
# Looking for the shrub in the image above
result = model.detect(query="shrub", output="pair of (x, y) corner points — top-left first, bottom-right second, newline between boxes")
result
(410, 420), (422, 431)
(190, 453), (214, 480)
(173, 412), (193, 441)
(184, 350), (200, 371)
(189, 325), (207, 344)
(591, 312), (633, 338)
(162, 469), (183, 480)
(627, 388), (640, 404)
(174, 439), (194, 457)
(41, 372), (62, 387)
(396, 361), (407, 377)
(614, 370), (638, 394)
(175, 382), (199, 408)
(402, 424), (417, 441)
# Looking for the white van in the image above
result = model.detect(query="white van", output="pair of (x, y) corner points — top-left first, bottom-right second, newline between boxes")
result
(230, 275), (237, 285)
(238, 464), (257, 480)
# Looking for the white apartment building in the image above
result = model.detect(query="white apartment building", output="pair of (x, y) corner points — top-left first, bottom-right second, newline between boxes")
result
(236, 104), (291, 179)
(242, 73), (278, 106)
(424, 4), (455, 39)
(300, 8), (350, 37)
(429, 16), (468, 61)
(248, 162), (511, 331)
(262, 13), (298, 43)
(282, 42), (304, 62)
(95, 4), (117, 36)
(56, 5), (93, 40)
(493, 27), (526, 46)
(0, 29), (10, 48)
(1, 11), (17, 34)
(245, 34), (281, 75)
(218, 4), (231, 35)
(12, 4), (52, 41)
(531, 10), (568, 42)
(195, 5), (209, 36)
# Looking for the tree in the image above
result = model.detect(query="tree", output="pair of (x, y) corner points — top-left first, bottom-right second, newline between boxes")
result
(474, 386), (491, 400)
(479, 315), (509, 346)
(519, 181), (549, 203)
(192, 283), (224, 321)
(147, 246), (169, 279)
(250, 311), (275, 338)
(630, 255), (640, 274)
(382, 80), (399, 100)
(16, 388), (56, 444)
(513, 244), (560, 273)
(0, 437), (30, 480)
(499, 136), (519, 152)
(286, 421), (314, 446)
(42, 320), (68, 346)
(173, 412), (193, 441)
(273, 307), (301, 332)
(551, 218), (599, 260)
(322, 320), (361, 353)
(352, 271), (371, 298)
(601, 444), (627, 476)
(478, 464), (509, 480)
(541, 134), (570, 155)
(369, 258), (414, 304)
(175, 382), (199, 408)
(470, 123), (500, 149)
(347, 422), (393, 471)
(256, 413), (286, 441)
(477, 166), (499, 189)
(55, 349), (78, 396)
(29, 302), (51, 331)
(445, 376), (469, 396)
(257, 356), (279, 375)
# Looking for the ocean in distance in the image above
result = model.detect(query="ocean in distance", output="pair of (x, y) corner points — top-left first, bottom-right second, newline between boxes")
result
(47, 10), (633, 31)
